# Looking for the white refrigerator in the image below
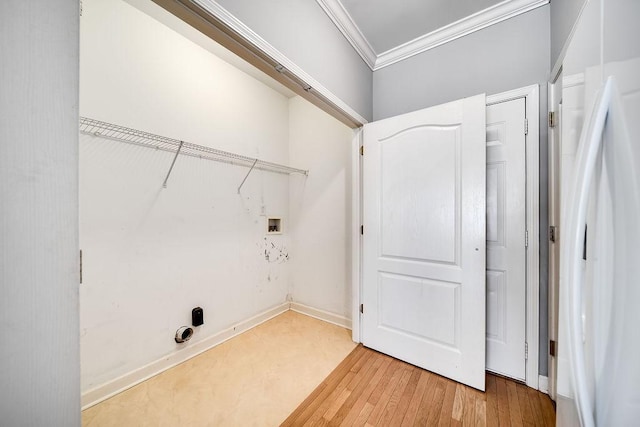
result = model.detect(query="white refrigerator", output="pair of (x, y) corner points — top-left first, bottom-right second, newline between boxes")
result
(556, 0), (640, 425)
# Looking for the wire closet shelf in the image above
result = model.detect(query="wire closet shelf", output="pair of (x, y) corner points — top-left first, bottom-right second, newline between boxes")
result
(79, 116), (309, 180)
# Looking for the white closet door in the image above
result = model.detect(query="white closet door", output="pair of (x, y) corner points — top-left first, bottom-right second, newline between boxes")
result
(362, 94), (487, 390)
(485, 98), (527, 380)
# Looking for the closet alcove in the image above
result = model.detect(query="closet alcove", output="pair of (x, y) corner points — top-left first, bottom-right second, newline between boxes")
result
(79, 0), (354, 408)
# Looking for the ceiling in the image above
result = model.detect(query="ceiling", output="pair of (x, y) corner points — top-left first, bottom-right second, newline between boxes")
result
(317, 0), (549, 70)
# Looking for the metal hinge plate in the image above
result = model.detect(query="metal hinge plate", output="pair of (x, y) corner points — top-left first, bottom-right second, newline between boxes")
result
(360, 303), (364, 314)
(359, 146), (364, 156)
(360, 225), (363, 235)
(524, 118), (529, 135)
(525, 230), (529, 248)
(550, 340), (557, 357)
(549, 111), (556, 128)
(549, 225), (557, 243)
(525, 342), (529, 360)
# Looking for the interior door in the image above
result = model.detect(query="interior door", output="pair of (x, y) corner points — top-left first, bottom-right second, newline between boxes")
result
(362, 94), (486, 390)
(485, 98), (527, 380)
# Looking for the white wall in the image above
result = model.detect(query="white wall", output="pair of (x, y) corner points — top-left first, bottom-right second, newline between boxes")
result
(215, 0), (373, 122)
(80, 0), (292, 392)
(289, 97), (355, 321)
(372, 6), (552, 376)
(0, 1), (81, 425)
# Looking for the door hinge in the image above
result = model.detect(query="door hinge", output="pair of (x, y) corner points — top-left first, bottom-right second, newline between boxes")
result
(359, 145), (364, 156)
(549, 111), (556, 128)
(524, 118), (529, 135)
(525, 342), (529, 360)
(525, 230), (529, 248)
(360, 303), (364, 314)
(549, 225), (557, 243)
(550, 340), (557, 357)
(360, 225), (364, 235)
(79, 249), (83, 284)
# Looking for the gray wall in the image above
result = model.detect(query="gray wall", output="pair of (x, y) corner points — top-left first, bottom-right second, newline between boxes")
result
(216, 0), (373, 122)
(372, 5), (551, 376)
(550, 0), (587, 68)
(372, 6), (550, 121)
(0, 1), (80, 425)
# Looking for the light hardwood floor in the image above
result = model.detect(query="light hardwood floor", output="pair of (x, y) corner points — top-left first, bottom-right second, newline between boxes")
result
(282, 345), (556, 426)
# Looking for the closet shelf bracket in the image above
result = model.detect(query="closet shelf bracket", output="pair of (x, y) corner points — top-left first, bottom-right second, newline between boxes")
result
(163, 141), (184, 188)
(237, 158), (258, 194)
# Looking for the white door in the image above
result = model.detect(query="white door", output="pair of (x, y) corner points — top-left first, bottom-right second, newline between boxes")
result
(485, 98), (527, 380)
(362, 94), (487, 391)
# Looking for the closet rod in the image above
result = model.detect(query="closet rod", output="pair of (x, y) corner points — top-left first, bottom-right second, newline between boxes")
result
(79, 117), (309, 177)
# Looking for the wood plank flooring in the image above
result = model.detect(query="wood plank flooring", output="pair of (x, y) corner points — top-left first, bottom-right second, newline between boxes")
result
(282, 345), (555, 426)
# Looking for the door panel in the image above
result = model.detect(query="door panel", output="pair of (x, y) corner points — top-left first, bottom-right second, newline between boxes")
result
(485, 98), (527, 380)
(380, 125), (459, 263)
(362, 94), (486, 391)
(379, 273), (458, 346)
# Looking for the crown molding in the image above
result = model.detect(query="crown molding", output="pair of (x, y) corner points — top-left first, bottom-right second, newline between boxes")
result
(317, 0), (548, 71)
(191, 0), (368, 125)
(375, 0), (549, 69)
(315, 0), (377, 69)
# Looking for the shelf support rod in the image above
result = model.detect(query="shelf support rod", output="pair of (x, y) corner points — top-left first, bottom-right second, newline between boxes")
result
(162, 141), (184, 188)
(237, 158), (259, 194)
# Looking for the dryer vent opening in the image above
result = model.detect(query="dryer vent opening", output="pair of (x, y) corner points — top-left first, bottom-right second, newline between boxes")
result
(175, 326), (194, 343)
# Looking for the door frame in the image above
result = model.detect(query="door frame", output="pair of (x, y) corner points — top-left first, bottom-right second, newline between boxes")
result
(352, 84), (541, 391)
(547, 71), (586, 400)
(547, 69), (562, 401)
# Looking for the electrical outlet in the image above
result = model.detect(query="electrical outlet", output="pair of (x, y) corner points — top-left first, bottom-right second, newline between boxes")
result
(192, 307), (204, 326)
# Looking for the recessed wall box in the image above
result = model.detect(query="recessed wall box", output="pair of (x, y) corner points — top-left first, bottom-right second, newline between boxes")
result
(267, 217), (282, 234)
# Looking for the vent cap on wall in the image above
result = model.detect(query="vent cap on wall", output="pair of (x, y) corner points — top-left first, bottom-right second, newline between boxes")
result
(175, 326), (193, 343)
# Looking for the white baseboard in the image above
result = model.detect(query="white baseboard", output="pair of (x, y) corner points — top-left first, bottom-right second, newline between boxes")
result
(81, 302), (289, 410)
(538, 375), (549, 393)
(289, 302), (352, 330)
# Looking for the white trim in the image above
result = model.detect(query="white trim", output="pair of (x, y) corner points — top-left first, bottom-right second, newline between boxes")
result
(563, 73), (585, 89)
(354, 85), (541, 389)
(525, 85), (541, 391)
(376, 0), (548, 70)
(550, 0), (589, 82)
(317, 0), (548, 71)
(81, 302), (289, 410)
(351, 129), (363, 343)
(314, 0), (376, 69)
(486, 84), (538, 105)
(289, 302), (352, 330)
(539, 375), (549, 393)
(191, 0), (368, 126)
(547, 73), (562, 402)
(486, 84), (542, 390)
